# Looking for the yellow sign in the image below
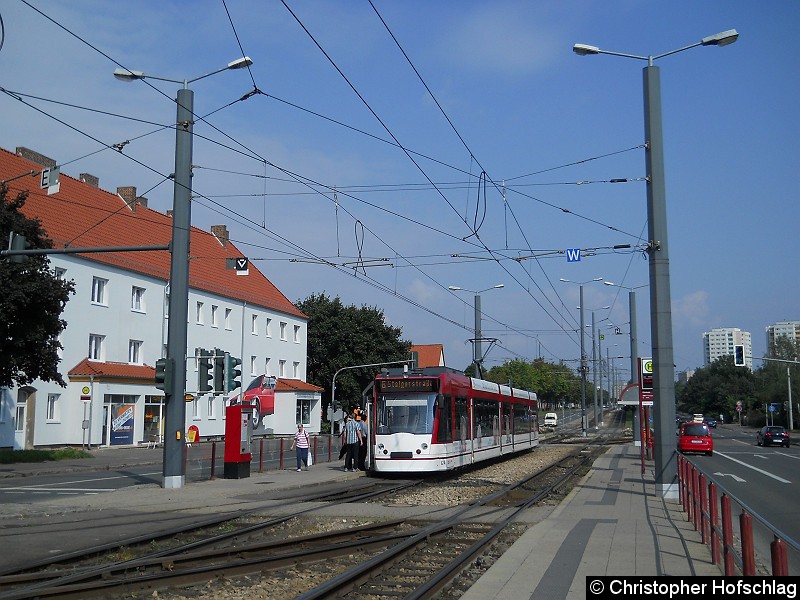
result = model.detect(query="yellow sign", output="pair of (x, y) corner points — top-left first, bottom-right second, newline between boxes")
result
(184, 393), (195, 403)
(643, 360), (653, 373)
(81, 386), (90, 395)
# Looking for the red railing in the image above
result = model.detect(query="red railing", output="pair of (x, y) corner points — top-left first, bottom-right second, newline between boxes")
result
(677, 454), (793, 576)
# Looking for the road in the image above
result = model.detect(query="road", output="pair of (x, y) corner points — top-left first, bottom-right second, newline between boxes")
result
(0, 466), (162, 502)
(680, 422), (800, 572)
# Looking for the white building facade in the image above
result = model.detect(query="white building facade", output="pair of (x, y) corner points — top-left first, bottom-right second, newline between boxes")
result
(702, 327), (752, 369)
(0, 147), (320, 449)
(766, 321), (800, 355)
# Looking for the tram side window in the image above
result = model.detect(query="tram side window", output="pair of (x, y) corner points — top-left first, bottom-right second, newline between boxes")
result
(436, 395), (453, 443)
(473, 399), (494, 438)
(456, 397), (468, 441)
(514, 404), (529, 435)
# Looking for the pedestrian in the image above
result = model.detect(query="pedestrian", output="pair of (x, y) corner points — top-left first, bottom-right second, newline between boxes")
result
(344, 413), (362, 472)
(290, 423), (310, 472)
(338, 415), (349, 461)
(358, 416), (369, 471)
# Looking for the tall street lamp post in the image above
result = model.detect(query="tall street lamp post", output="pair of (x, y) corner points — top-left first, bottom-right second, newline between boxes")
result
(575, 30), (738, 498)
(114, 57), (253, 489)
(560, 277), (603, 437)
(448, 284), (503, 378)
(589, 309), (610, 429)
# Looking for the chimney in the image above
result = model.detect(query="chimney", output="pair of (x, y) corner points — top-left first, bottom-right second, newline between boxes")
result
(80, 173), (99, 187)
(166, 210), (173, 218)
(118, 186), (147, 212)
(15, 147), (56, 168)
(211, 225), (229, 247)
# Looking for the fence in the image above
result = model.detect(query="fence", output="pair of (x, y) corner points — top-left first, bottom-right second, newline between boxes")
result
(677, 454), (798, 575)
(182, 434), (344, 481)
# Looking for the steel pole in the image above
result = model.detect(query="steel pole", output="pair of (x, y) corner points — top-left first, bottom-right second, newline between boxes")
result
(474, 293), (482, 377)
(644, 65), (678, 498)
(592, 312), (598, 431)
(629, 290), (640, 445)
(163, 86), (193, 490)
(579, 285), (587, 437)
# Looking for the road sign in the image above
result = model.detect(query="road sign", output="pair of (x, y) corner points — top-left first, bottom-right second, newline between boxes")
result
(80, 395), (91, 402)
(736, 405), (742, 412)
(40, 167), (60, 195)
(566, 248), (581, 262)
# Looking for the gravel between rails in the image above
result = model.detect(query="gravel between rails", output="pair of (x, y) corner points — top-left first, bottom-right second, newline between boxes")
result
(149, 444), (584, 600)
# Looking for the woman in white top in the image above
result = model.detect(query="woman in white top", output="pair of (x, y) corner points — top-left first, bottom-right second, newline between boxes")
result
(290, 423), (310, 471)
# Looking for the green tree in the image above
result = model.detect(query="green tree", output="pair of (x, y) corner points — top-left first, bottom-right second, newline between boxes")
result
(296, 292), (411, 418)
(0, 185), (74, 387)
(676, 356), (756, 422)
(484, 358), (580, 409)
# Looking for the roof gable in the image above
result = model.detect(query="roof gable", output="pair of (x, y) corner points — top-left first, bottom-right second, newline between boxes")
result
(410, 344), (445, 368)
(0, 147), (305, 319)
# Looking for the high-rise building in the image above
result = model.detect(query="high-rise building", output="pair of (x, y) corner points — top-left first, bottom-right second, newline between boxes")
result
(703, 328), (752, 369)
(766, 321), (800, 356)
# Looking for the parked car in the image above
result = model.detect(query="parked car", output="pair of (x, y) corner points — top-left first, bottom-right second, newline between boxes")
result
(703, 417), (718, 428)
(677, 422), (713, 456)
(543, 413), (558, 427)
(757, 426), (790, 447)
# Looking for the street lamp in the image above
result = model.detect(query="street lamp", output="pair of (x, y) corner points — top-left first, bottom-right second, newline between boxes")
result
(448, 284), (504, 377)
(575, 30), (738, 499)
(559, 277), (603, 437)
(588, 311), (610, 429)
(115, 57), (252, 490)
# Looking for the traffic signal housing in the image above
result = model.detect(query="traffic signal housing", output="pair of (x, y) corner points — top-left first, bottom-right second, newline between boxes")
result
(224, 352), (242, 393)
(197, 349), (213, 392)
(213, 348), (225, 393)
(734, 344), (746, 367)
(155, 357), (174, 392)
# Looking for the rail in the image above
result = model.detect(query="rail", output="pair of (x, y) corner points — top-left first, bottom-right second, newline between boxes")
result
(677, 454), (799, 576)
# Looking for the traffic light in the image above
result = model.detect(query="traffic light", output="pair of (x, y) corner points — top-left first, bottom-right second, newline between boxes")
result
(155, 357), (174, 392)
(7, 232), (29, 264)
(213, 348), (225, 393)
(197, 349), (213, 392)
(734, 344), (746, 367)
(224, 352), (242, 393)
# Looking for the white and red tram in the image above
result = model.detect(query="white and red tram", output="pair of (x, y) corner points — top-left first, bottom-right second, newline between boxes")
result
(370, 367), (539, 474)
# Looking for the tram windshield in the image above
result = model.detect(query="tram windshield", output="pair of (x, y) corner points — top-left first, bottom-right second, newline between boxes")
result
(376, 392), (436, 435)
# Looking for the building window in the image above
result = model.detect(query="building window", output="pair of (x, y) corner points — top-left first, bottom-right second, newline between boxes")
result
(208, 396), (216, 419)
(129, 340), (143, 364)
(293, 361), (300, 378)
(265, 357), (271, 376)
(224, 308), (232, 330)
(14, 405), (24, 432)
(265, 318), (272, 337)
(54, 267), (67, 280)
(293, 325), (301, 343)
(88, 334), (104, 360)
(47, 393), (60, 421)
(196, 301), (204, 324)
(192, 398), (200, 419)
(280, 322), (287, 341)
(279, 360), (286, 377)
(131, 286), (145, 312)
(91, 277), (108, 305)
(250, 355), (257, 375)
(296, 398), (311, 426)
(211, 305), (218, 327)
(251, 314), (258, 335)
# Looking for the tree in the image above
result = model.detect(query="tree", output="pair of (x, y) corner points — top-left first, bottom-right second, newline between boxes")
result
(676, 356), (755, 422)
(0, 185), (74, 388)
(296, 292), (411, 418)
(484, 358), (580, 409)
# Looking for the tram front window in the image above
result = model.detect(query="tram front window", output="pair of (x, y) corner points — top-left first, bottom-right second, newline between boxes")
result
(376, 393), (435, 434)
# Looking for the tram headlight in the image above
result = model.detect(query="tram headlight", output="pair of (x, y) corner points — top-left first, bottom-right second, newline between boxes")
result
(420, 443), (428, 450)
(377, 443), (384, 450)
(415, 449), (421, 454)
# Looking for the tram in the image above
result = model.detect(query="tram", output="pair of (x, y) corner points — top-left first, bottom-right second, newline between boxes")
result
(370, 367), (538, 474)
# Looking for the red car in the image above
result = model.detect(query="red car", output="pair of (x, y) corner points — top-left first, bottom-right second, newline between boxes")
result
(678, 422), (713, 456)
(234, 374), (276, 429)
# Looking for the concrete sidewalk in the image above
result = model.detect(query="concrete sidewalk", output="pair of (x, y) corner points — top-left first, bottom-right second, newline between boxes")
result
(461, 444), (721, 600)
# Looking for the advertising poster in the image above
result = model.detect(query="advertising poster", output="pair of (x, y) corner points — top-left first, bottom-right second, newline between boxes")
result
(111, 404), (135, 445)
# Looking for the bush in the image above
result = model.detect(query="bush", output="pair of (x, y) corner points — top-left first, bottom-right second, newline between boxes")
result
(0, 447), (93, 464)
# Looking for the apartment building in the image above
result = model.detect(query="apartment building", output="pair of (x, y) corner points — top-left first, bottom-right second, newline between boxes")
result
(702, 327), (752, 369)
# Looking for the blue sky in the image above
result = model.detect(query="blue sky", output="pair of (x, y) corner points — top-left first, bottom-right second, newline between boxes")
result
(1, 1), (797, 380)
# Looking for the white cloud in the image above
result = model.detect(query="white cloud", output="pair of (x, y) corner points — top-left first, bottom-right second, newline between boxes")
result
(672, 290), (710, 326)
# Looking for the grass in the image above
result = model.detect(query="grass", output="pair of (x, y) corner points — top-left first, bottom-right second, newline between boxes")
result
(0, 447), (93, 464)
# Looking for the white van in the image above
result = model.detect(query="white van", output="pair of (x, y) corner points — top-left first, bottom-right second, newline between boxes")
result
(692, 414), (704, 423)
(543, 413), (558, 427)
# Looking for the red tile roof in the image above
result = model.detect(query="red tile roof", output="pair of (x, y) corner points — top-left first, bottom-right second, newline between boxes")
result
(410, 344), (445, 367)
(68, 357), (155, 381)
(0, 147), (305, 318)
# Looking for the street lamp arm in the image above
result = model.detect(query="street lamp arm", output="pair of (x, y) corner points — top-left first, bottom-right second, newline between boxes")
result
(331, 359), (414, 412)
(113, 57), (253, 87)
